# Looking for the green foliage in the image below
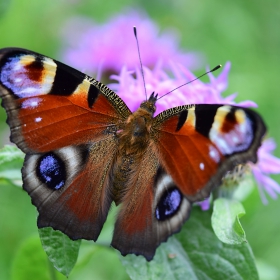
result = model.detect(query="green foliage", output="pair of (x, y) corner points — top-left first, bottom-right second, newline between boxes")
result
(0, 145), (24, 187)
(70, 243), (129, 280)
(10, 235), (64, 280)
(212, 198), (246, 244)
(0, 0), (10, 16)
(39, 228), (81, 277)
(33, 204), (258, 279)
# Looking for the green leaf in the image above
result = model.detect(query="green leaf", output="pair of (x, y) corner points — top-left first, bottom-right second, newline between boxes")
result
(11, 235), (64, 280)
(119, 237), (196, 280)
(120, 208), (258, 280)
(39, 227), (81, 277)
(0, 145), (24, 187)
(212, 198), (246, 244)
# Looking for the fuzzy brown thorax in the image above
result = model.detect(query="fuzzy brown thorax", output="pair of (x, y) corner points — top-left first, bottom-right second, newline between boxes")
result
(118, 93), (157, 156)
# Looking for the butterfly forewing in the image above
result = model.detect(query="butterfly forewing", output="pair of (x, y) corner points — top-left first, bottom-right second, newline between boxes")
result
(0, 48), (131, 153)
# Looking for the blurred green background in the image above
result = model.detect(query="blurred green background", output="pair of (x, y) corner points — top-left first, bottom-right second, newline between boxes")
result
(0, 0), (279, 279)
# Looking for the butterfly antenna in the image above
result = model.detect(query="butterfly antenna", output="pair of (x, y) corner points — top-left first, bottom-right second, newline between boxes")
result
(157, 64), (222, 100)
(134, 26), (148, 101)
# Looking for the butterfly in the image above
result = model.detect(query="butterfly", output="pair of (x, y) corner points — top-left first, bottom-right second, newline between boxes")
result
(0, 48), (266, 261)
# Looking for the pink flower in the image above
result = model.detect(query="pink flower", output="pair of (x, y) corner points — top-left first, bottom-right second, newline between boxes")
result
(197, 199), (211, 211)
(250, 139), (280, 204)
(61, 10), (201, 76)
(110, 62), (256, 115)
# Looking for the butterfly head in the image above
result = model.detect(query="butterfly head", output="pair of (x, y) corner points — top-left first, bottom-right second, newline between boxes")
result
(140, 92), (158, 115)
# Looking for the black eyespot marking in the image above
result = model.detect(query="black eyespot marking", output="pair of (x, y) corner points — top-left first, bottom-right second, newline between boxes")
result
(176, 110), (188, 132)
(87, 84), (99, 108)
(155, 188), (182, 221)
(36, 152), (66, 190)
(195, 105), (219, 137)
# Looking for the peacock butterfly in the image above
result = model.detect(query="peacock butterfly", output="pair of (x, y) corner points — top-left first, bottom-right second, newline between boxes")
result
(0, 47), (266, 261)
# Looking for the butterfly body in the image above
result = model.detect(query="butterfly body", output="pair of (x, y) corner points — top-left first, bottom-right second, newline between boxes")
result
(111, 95), (158, 204)
(0, 48), (266, 261)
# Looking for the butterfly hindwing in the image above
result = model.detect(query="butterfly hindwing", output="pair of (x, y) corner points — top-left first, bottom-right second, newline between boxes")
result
(23, 140), (118, 240)
(154, 104), (266, 201)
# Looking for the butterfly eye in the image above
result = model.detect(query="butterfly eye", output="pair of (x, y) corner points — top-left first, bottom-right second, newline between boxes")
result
(36, 152), (66, 190)
(155, 187), (183, 221)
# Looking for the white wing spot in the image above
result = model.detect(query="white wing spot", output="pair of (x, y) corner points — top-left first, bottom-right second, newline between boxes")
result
(232, 136), (239, 143)
(209, 145), (220, 163)
(31, 101), (38, 107)
(21, 97), (42, 109)
(15, 78), (22, 83)
(199, 162), (205, 170)
(13, 63), (21, 71)
(35, 117), (42, 123)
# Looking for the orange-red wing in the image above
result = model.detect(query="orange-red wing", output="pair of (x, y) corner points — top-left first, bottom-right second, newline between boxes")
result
(111, 145), (192, 261)
(154, 104), (266, 202)
(0, 48), (131, 153)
